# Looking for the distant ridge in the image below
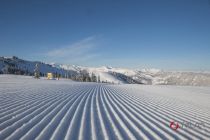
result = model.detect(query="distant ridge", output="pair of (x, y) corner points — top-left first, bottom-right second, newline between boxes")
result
(1, 56), (210, 86)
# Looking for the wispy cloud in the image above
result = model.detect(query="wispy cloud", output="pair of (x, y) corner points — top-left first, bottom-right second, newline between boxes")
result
(45, 36), (100, 64)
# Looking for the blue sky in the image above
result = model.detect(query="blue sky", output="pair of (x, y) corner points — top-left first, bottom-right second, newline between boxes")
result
(0, 0), (210, 70)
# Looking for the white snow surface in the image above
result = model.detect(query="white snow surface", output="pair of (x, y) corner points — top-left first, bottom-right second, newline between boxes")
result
(0, 75), (210, 140)
(80, 66), (130, 84)
(1, 57), (210, 86)
(60, 65), (210, 86)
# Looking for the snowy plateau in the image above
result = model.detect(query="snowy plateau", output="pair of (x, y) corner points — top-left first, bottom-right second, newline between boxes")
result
(0, 75), (210, 140)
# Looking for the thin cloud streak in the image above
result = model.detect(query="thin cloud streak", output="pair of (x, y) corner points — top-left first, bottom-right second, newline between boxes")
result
(45, 36), (100, 64)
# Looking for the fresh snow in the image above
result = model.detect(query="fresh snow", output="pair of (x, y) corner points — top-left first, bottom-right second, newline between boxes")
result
(59, 64), (210, 86)
(0, 75), (210, 140)
(1, 56), (210, 86)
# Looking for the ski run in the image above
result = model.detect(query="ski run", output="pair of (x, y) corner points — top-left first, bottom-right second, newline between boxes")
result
(0, 75), (210, 140)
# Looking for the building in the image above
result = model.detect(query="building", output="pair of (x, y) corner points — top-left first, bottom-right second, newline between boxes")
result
(47, 73), (54, 80)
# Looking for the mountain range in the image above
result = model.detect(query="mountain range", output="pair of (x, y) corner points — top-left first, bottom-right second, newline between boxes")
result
(1, 56), (210, 86)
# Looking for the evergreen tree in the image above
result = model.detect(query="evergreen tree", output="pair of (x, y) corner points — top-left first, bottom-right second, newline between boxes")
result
(97, 75), (100, 83)
(91, 73), (97, 82)
(34, 63), (40, 79)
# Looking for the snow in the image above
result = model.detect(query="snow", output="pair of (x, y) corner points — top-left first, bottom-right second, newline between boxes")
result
(141, 68), (161, 74)
(0, 75), (210, 140)
(0, 57), (76, 77)
(81, 67), (126, 84)
(1, 57), (210, 86)
(59, 64), (210, 86)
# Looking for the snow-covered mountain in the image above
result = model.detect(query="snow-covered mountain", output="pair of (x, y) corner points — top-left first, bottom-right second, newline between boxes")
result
(1, 56), (210, 86)
(58, 64), (210, 86)
(0, 56), (77, 77)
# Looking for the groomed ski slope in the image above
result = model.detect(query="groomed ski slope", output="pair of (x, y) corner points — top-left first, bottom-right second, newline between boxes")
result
(0, 75), (210, 140)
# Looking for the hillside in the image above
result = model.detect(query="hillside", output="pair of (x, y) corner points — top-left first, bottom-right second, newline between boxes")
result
(59, 64), (210, 86)
(0, 56), (76, 77)
(1, 56), (210, 86)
